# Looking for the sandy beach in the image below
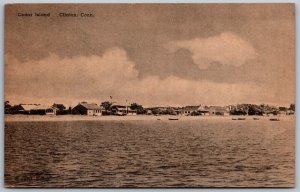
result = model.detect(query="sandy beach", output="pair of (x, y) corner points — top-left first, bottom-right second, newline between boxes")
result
(4, 114), (294, 122)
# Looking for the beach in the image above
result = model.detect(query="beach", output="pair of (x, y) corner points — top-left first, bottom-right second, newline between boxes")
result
(4, 114), (295, 122)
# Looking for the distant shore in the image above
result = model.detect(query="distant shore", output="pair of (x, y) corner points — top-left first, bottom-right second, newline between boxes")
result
(4, 114), (295, 122)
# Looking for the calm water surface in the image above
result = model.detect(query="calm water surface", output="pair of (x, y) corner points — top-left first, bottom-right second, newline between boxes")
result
(5, 119), (295, 187)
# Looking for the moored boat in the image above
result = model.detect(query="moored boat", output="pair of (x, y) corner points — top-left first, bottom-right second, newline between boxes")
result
(270, 118), (280, 121)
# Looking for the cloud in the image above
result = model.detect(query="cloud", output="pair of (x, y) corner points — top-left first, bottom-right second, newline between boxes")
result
(167, 32), (257, 69)
(5, 48), (139, 105)
(5, 47), (291, 107)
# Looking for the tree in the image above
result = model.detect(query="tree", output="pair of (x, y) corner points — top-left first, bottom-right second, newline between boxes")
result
(289, 104), (295, 111)
(230, 104), (248, 115)
(130, 103), (144, 114)
(279, 107), (288, 111)
(53, 103), (66, 110)
(166, 107), (176, 115)
(4, 101), (12, 114)
(5, 101), (11, 108)
(247, 104), (263, 115)
(100, 101), (113, 111)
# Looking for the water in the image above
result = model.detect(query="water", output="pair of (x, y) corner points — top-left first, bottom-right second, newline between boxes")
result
(5, 118), (295, 187)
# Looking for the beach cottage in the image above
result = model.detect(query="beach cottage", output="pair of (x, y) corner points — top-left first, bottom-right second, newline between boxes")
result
(10, 104), (57, 115)
(208, 106), (230, 116)
(182, 106), (202, 115)
(111, 105), (127, 116)
(72, 102), (103, 116)
(45, 107), (57, 115)
(111, 104), (137, 116)
(29, 105), (57, 115)
(198, 106), (210, 116)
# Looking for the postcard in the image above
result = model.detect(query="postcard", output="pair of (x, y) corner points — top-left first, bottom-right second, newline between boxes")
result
(4, 3), (295, 187)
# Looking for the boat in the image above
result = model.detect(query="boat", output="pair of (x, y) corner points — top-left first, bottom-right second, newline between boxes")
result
(232, 118), (237, 120)
(157, 118), (161, 120)
(169, 118), (179, 120)
(237, 118), (246, 120)
(253, 118), (260, 120)
(270, 118), (280, 121)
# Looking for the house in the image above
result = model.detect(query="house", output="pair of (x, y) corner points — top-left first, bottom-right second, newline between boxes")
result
(146, 109), (153, 115)
(278, 110), (287, 116)
(72, 102), (103, 116)
(110, 104), (137, 116)
(29, 105), (57, 115)
(147, 107), (167, 115)
(286, 110), (295, 115)
(265, 111), (276, 116)
(172, 107), (183, 115)
(45, 107), (57, 115)
(111, 105), (127, 116)
(182, 106), (202, 115)
(208, 106), (230, 116)
(127, 108), (137, 116)
(198, 106), (210, 115)
(10, 104), (58, 115)
(262, 110), (278, 116)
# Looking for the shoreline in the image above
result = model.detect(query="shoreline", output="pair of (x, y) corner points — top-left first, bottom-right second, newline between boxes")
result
(4, 114), (295, 122)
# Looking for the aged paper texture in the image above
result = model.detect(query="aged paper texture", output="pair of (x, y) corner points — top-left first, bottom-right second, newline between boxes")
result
(5, 4), (295, 187)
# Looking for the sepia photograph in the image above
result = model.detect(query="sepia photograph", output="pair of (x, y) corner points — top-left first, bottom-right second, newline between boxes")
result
(4, 3), (295, 187)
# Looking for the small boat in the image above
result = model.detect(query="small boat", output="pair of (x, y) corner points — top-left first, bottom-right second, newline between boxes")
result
(157, 118), (161, 120)
(253, 118), (259, 120)
(270, 118), (280, 121)
(169, 118), (179, 121)
(232, 118), (237, 120)
(237, 118), (246, 120)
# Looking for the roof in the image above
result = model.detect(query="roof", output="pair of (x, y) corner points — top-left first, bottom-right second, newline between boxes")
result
(20, 104), (36, 111)
(208, 106), (228, 112)
(112, 102), (130, 107)
(20, 104), (54, 111)
(79, 103), (103, 110)
(112, 105), (128, 108)
(183, 106), (201, 111)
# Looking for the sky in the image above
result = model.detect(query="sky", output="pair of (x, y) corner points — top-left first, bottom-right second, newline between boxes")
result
(5, 4), (295, 107)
